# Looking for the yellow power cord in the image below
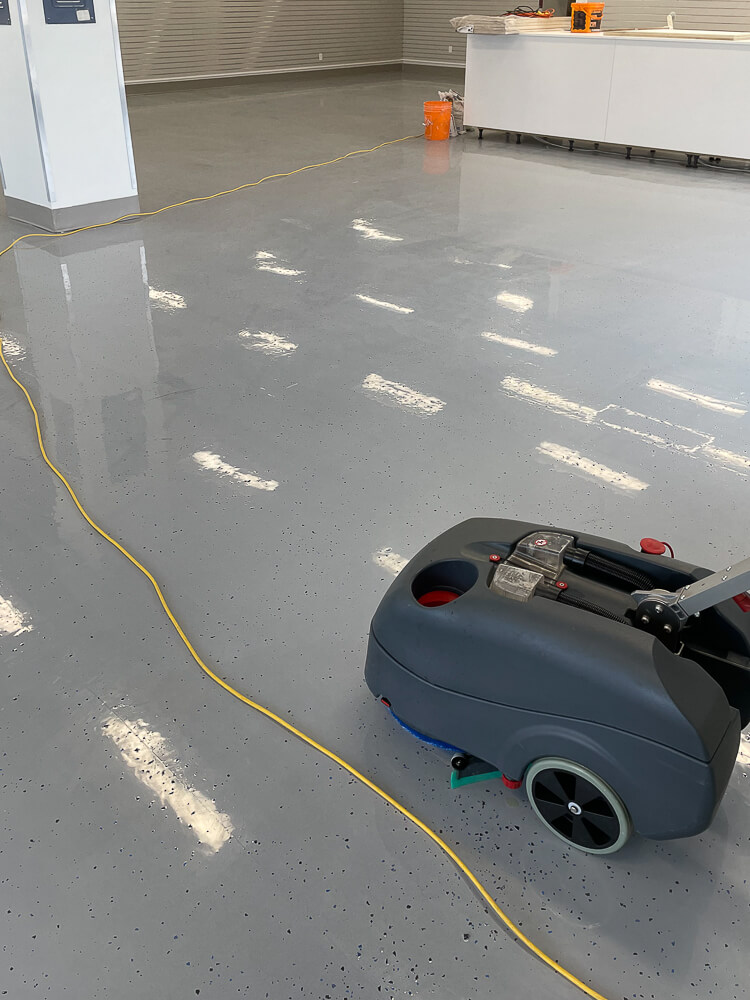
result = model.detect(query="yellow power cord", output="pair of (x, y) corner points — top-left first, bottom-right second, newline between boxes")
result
(0, 135), (612, 1000)
(0, 135), (420, 260)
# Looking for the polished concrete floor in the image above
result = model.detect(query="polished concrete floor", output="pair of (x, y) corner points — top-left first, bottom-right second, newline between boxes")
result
(2, 71), (750, 1000)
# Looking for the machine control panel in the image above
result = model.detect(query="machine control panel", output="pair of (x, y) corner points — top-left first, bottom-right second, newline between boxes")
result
(43, 0), (96, 23)
(0, 0), (11, 26)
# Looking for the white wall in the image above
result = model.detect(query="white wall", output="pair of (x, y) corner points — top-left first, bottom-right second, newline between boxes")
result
(116, 0), (403, 85)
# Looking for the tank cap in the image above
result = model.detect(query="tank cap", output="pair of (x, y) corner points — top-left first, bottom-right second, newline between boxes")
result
(640, 537), (667, 555)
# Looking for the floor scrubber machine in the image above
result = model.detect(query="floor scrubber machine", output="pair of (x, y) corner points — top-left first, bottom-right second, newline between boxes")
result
(365, 519), (750, 854)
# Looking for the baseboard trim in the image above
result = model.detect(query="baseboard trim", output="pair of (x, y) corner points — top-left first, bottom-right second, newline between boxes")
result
(402, 59), (467, 69)
(124, 60), (467, 93)
(5, 194), (141, 233)
(126, 60), (403, 91)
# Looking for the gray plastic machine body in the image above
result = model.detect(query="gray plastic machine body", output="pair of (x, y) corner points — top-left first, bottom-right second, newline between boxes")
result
(365, 518), (749, 842)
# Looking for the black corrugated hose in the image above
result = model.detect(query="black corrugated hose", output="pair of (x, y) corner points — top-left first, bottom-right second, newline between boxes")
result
(556, 592), (630, 625)
(584, 553), (654, 593)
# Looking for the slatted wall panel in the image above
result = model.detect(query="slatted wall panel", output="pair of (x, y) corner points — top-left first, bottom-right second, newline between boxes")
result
(603, 2), (750, 30)
(116, 0), (403, 85)
(404, 1), (750, 65)
(403, 2), (502, 65)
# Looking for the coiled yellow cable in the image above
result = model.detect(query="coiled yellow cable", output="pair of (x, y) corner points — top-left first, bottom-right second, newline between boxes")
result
(0, 135), (612, 1000)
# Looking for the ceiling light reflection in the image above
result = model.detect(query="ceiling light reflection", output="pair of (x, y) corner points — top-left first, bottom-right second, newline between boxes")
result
(537, 441), (649, 492)
(496, 291), (533, 313)
(351, 219), (403, 242)
(239, 330), (297, 355)
(372, 548), (409, 576)
(102, 715), (233, 855)
(501, 377), (597, 420)
(647, 379), (746, 416)
(362, 373), (445, 415)
(483, 332), (557, 357)
(149, 287), (186, 312)
(193, 450), (279, 491)
(356, 294), (414, 315)
(0, 594), (33, 636)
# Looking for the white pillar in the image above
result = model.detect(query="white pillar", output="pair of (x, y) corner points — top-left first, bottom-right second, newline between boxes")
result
(0, 0), (139, 232)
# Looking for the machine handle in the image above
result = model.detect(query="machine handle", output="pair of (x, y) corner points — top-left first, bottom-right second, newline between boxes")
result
(676, 556), (750, 616)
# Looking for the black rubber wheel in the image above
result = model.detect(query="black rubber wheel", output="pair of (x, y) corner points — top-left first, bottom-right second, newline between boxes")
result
(451, 754), (469, 772)
(525, 758), (631, 855)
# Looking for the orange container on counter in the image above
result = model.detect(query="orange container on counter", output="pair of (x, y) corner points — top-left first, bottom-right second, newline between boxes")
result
(570, 3), (605, 32)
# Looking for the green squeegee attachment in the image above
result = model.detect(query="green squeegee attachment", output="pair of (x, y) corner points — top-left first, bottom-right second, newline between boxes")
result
(450, 759), (504, 789)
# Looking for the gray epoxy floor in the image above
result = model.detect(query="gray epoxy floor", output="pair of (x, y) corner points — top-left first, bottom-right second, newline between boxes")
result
(2, 72), (750, 1000)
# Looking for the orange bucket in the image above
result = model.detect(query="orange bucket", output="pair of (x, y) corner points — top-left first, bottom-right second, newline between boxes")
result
(424, 101), (452, 141)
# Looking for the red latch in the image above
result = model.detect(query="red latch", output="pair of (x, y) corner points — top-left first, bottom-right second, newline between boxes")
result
(733, 593), (750, 613)
(640, 538), (674, 557)
(502, 775), (523, 790)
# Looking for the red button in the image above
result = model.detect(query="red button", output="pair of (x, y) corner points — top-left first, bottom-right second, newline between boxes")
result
(489, 554), (502, 563)
(640, 537), (667, 556)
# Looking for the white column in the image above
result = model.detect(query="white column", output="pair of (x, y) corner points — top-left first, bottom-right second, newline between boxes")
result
(0, 0), (138, 232)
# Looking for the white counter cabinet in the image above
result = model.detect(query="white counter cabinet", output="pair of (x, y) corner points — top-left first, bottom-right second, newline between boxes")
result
(464, 32), (750, 160)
